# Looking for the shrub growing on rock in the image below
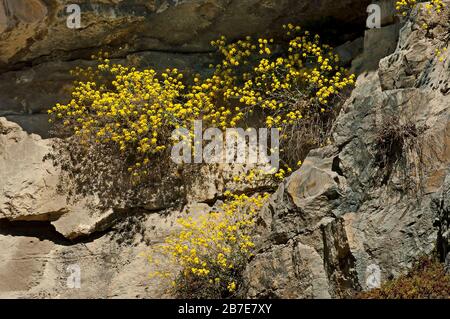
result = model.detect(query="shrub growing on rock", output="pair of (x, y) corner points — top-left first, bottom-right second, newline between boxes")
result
(372, 115), (428, 193)
(47, 25), (354, 205)
(47, 24), (355, 298)
(148, 193), (269, 299)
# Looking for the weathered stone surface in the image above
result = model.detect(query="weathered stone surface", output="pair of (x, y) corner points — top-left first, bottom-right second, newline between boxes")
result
(351, 23), (400, 73)
(0, 118), (151, 238)
(0, 0), (370, 68)
(245, 4), (450, 298)
(335, 37), (364, 67)
(0, 203), (212, 298)
(4, 114), (51, 138)
(0, 117), (66, 221)
(245, 241), (331, 299)
(434, 174), (450, 268)
(0, 117), (126, 240)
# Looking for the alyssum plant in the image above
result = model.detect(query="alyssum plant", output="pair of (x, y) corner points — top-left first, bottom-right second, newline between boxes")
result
(48, 24), (354, 192)
(48, 24), (354, 298)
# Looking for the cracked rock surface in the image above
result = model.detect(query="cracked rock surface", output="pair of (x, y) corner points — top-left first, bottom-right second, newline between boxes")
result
(244, 6), (450, 298)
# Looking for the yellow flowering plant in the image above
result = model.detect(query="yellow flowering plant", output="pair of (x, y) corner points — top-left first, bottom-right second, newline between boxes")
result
(395, 0), (446, 16)
(148, 193), (269, 298)
(203, 25), (355, 169)
(47, 25), (355, 297)
(47, 25), (354, 205)
(207, 25), (355, 128)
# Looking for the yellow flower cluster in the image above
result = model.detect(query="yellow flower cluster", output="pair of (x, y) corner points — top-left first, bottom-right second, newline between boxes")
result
(396, 0), (445, 16)
(210, 25), (355, 128)
(149, 192), (269, 298)
(436, 47), (448, 62)
(396, 0), (418, 15)
(49, 53), (191, 176)
(274, 165), (294, 181)
(425, 0), (446, 13)
(49, 26), (353, 180)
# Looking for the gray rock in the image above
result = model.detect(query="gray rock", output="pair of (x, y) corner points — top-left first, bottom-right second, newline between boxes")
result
(245, 241), (331, 298)
(245, 4), (450, 297)
(352, 23), (401, 73)
(4, 114), (51, 138)
(433, 174), (450, 269)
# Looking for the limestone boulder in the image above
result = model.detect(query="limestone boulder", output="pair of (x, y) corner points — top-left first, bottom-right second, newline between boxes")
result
(0, 117), (66, 221)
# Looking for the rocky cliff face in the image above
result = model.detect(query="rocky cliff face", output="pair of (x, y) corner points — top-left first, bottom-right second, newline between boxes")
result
(1, 0), (369, 66)
(244, 6), (450, 298)
(0, 0), (370, 138)
(0, 0), (448, 298)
